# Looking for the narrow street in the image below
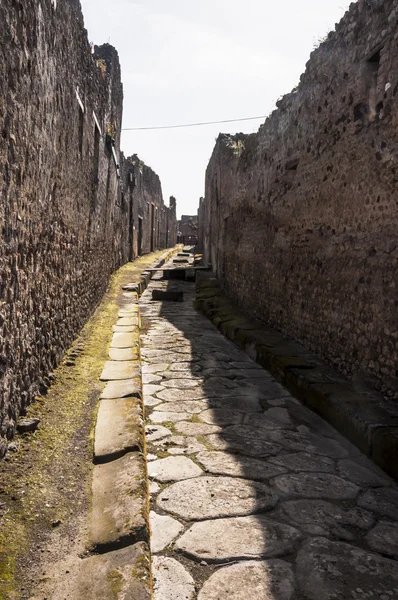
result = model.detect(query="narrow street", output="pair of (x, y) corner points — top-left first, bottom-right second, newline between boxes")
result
(140, 256), (398, 600)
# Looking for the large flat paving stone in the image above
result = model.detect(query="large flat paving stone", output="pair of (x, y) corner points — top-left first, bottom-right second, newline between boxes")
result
(75, 542), (150, 599)
(175, 421), (222, 436)
(273, 499), (374, 538)
(272, 473), (359, 500)
(156, 476), (278, 520)
(155, 400), (208, 414)
(109, 347), (139, 361)
(146, 425), (172, 442)
(338, 459), (392, 488)
(207, 432), (282, 458)
(243, 408), (294, 429)
(268, 452), (335, 473)
(357, 487), (398, 520)
(90, 452), (148, 550)
(149, 411), (193, 424)
(157, 388), (206, 401)
(162, 378), (202, 389)
(150, 511), (184, 553)
(198, 408), (244, 426)
(176, 515), (301, 562)
(153, 556), (195, 600)
(143, 383), (165, 396)
(156, 436), (207, 455)
(197, 560), (295, 600)
(94, 398), (143, 461)
(205, 397), (263, 412)
(148, 456), (203, 482)
(224, 427), (348, 459)
(142, 363), (170, 373)
(100, 378), (141, 399)
(296, 537), (398, 600)
(366, 521), (398, 559)
(142, 373), (163, 384)
(100, 360), (140, 381)
(196, 451), (287, 480)
(111, 332), (139, 348)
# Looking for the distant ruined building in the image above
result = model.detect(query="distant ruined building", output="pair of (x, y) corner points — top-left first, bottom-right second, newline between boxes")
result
(178, 214), (199, 245)
(199, 0), (398, 399)
(0, 0), (176, 455)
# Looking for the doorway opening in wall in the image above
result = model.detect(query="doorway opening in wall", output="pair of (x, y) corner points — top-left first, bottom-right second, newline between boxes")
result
(138, 217), (143, 256)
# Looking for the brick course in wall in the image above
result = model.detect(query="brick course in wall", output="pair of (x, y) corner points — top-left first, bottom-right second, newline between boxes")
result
(200, 0), (398, 399)
(0, 0), (176, 455)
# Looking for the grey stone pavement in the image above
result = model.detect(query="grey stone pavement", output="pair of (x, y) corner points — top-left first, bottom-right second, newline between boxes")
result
(139, 258), (398, 600)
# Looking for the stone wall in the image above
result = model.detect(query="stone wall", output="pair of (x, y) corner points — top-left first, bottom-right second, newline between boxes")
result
(0, 0), (176, 455)
(201, 0), (398, 398)
(121, 155), (177, 258)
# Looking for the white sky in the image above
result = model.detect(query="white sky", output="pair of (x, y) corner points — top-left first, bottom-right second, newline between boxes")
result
(80, 0), (352, 218)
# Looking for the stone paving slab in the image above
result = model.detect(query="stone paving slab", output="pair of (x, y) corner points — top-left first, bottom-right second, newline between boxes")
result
(148, 456), (203, 482)
(366, 521), (398, 558)
(176, 515), (301, 562)
(75, 542), (151, 599)
(90, 452), (148, 550)
(272, 499), (375, 538)
(157, 476), (279, 520)
(109, 347), (140, 361)
(296, 537), (398, 599)
(94, 398), (143, 462)
(100, 360), (141, 381)
(196, 451), (287, 480)
(198, 560), (295, 600)
(150, 511), (184, 553)
(153, 556), (195, 600)
(272, 472), (360, 499)
(117, 317), (139, 326)
(100, 378), (141, 399)
(110, 332), (139, 348)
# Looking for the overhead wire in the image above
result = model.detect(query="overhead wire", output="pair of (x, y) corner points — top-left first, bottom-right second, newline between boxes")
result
(122, 114), (267, 131)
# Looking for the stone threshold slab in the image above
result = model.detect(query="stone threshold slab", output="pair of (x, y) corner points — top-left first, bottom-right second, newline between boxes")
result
(196, 274), (398, 481)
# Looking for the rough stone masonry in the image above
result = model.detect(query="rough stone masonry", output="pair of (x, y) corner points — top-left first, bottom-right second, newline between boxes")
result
(200, 0), (398, 401)
(0, 0), (177, 456)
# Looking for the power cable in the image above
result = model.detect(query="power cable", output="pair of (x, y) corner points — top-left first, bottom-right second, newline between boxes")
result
(122, 114), (267, 131)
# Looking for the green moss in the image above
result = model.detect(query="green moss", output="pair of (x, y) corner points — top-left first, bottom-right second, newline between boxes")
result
(107, 568), (124, 595)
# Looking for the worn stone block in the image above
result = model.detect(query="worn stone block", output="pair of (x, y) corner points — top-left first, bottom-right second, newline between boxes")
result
(94, 398), (143, 462)
(75, 542), (151, 599)
(90, 452), (149, 550)
(100, 378), (141, 400)
(100, 360), (141, 381)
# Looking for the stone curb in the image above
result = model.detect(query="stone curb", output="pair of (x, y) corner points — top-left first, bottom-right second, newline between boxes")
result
(195, 275), (398, 481)
(78, 248), (177, 598)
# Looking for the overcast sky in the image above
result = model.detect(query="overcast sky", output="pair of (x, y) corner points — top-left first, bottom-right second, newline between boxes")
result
(80, 0), (351, 218)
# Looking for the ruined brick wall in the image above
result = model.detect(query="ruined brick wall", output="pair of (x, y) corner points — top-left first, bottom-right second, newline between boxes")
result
(202, 0), (398, 397)
(120, 155), (177, 258)
(1, 0), (128, 455)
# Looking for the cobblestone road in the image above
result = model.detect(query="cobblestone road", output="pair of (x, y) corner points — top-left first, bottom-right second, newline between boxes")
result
(140, 260), (398, 600)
